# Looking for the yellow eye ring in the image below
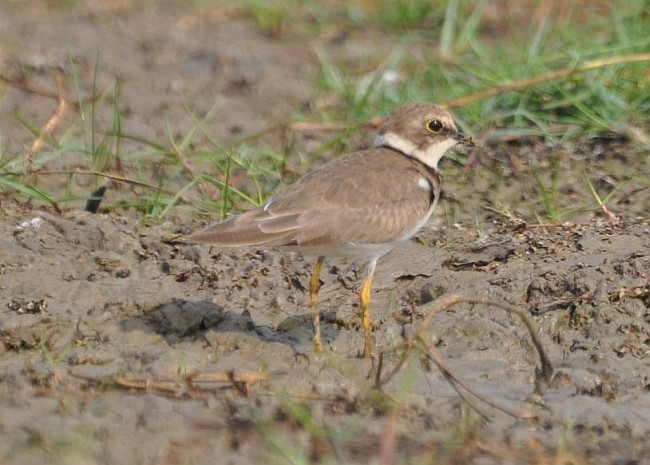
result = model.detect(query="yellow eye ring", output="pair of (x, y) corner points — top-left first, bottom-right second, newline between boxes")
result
(426, 119), (443, 133)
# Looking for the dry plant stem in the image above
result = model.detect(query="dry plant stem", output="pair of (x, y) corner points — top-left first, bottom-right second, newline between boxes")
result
(416, 336), (518, 419)
(71, 369), (272, 397)
(172, 147), (197, 184)
(419, 295), (554, 394)
(27, 170), (172, 192)
(289, 54), (650, 134)
(26, 71), (68, 170)
(600, 204), (618, 222)
(376, 337), (514, 420)
(0, 72), (97, 106)
(441, 53), (650, 110)
(376, 294), (554, 415)
(379, 409), (398, 465)
(171, 147), (218, 199)
(288, 117), (382, 133)
(289, 121), (350, 132)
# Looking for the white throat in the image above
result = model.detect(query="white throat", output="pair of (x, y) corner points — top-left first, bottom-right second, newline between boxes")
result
(374, 131), (456, 169)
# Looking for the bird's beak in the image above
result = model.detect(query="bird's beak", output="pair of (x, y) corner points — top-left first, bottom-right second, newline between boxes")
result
(455, 131), (478, 148)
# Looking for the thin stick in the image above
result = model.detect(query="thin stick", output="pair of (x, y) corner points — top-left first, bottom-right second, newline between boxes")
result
(415, 295), (554, 394)
(440, 53), (650, 110)
(4, 169), (174, 193)
(26, 71), (68, 169)
(289, 54), (650, 133)
(0, 72), (97, 108)
(417, 336), (517, 418)
(289, 121), (350, 132)
(376, 294), (554, 418)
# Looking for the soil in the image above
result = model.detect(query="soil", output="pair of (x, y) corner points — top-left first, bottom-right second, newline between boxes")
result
(1, 2), (649, 465)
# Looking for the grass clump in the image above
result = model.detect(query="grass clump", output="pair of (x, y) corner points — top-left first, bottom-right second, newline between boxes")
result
(0, 0), (647, 224)
(308, 0), (650, 143)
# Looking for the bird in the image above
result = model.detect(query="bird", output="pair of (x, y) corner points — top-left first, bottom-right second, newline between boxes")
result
(183, 102), (475, 358)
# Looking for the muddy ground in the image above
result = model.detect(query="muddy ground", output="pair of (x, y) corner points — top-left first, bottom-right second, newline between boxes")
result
(1, 2), (649, 464)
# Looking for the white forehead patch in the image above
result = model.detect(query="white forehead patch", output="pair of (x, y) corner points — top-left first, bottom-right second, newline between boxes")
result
(418, 177), (431, 191)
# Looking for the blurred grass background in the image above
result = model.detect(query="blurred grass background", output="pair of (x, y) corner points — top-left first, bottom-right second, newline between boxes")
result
(0, 0), (648, 223)
(261, 0), (649, 138)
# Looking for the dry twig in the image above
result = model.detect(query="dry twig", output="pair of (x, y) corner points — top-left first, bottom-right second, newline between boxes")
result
(376, 294), (554, 419)
(440, 53), (650, 110)
(286, 54), (650, 137)
(0, 72), (97, 106)
(18, 169), (173, 192)
(70, 369), (272, 397)
(25, 70), (68, 169)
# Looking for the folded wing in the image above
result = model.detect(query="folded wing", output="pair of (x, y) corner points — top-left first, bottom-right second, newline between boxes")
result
(183, 148), (439, 248)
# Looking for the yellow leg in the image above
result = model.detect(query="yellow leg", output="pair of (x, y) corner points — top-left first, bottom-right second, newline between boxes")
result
(310, 256), (325, 352)
(360, 273), (373, 359)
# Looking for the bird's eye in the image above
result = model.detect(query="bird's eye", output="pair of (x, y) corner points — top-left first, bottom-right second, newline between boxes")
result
(426, 119), (443, 133)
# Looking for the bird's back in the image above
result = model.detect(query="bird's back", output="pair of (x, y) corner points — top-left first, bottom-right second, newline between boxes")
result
(184, 146), (440, 253)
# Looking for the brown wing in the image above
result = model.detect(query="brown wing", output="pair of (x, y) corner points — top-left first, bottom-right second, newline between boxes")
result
(183, 148), (439, 247)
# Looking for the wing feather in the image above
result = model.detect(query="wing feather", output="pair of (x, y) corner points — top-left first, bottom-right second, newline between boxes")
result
(183, 147), (440, 249)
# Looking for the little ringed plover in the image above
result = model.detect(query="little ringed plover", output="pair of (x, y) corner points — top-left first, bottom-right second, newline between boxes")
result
(183, 102), (475, 358)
